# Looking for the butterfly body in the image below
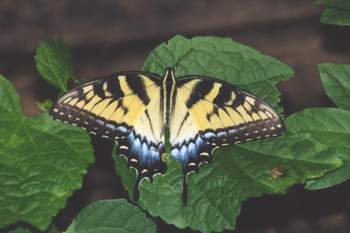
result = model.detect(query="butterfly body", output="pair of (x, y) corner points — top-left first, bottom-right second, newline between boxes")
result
(50, 68), (285, 202)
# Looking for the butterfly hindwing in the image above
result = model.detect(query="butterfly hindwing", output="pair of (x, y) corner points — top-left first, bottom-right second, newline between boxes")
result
(170, 77), (285, 174)
(50, 72), (167, 193)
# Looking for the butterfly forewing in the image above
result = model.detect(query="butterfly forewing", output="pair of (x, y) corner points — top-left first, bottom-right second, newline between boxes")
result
(169, 77), (285, 173)
(50, 72), (166, 190)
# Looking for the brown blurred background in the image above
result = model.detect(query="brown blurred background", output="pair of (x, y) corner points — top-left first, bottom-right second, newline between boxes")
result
(1, 1), (350, 233)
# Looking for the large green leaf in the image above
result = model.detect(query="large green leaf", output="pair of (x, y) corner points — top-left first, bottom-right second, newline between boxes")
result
(320, 8), (350, 25)
(35, 39), (76, 92)
(113, 35), (341, 232)
(115, 133), (341, 232)
(0, 76), (94, 230)
(318, 63), (350, 111)
(317, 0), (350, 25)
(65, 199), (156, 233)
(143, 35), (294, 112)
(287, 108), (350, 189)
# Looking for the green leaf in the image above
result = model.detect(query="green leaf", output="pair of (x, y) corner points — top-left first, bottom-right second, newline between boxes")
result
(321, 8), (350, 25)
(143, 35), (294, 112)
(112, 35), (340, 233)
(8, 228), (32, 233)
(287, 108), (350, 189)
(35, 39), (76, 92)
(115, 133), (341, 232)
(48, 225), (61, 233)
(113, 153), (137, 196)
(65, 199), (156, 233)
(306, 158), (350, 190)
(37, 99), (53, 113)
(317, 0), (350, 25)
(0, 76), (94, 230)
(316, 0), (350, 9)
(0, 74), (22, 116)
(318, 63), (350, 110)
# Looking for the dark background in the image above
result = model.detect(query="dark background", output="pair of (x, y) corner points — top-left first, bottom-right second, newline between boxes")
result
(1, 1), (350, 232)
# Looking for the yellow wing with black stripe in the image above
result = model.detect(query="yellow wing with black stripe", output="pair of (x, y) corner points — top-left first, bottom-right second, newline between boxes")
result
(50, 72), (166, 193)
(50, 67), (286, 205)
(169, 77), (285, 174)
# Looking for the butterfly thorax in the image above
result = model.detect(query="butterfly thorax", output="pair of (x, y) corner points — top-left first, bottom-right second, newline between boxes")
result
(162, 68), (177, 126)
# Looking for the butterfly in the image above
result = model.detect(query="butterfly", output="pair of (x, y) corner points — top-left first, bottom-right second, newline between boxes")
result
(50, 68), (285, 204)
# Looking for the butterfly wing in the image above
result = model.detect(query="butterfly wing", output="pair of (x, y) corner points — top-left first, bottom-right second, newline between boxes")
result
(170, 77), (285, 174)
(50, 72), (166, 190)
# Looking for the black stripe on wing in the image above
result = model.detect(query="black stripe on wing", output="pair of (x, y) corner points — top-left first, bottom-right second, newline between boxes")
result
(175, 76), (286, 174)
(125, 73), (151, 105)
(50, 72), (160, 137)
(185, 80), (213, 108)
(50, 71), (166, 201)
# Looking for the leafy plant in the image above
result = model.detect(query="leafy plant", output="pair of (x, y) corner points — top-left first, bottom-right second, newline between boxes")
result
(0, 32), (350, 233)
(65, 199), (156, 233)
(317, 0), (350, 25)
(0, 75), (93, 230)
(115, 35), (343, 232)
(35, 38), (77, 92)
(290, 64), (350, 190)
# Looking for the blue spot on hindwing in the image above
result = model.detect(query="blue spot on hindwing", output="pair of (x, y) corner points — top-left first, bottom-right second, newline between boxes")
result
(128, 132), (135, 141)
(171, 141), (198, 165)
(117, 125), (128, 133)
(170, 135), (214, 165)
(196, 136), (204, 147)
(171, 148), (180, 160)
(125, 131), (161, 167)
(180, 145), (188, 164)
(149, 147), (159, 166)
(130, 137), (141, 155)
(141, 142), (148, 157)
(188, 142), (197, 160)
(217, 131), (227, 138)
(228, 128), (237, 135)
(105, 123), (115, 131)
(203, 131), (215, 140)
